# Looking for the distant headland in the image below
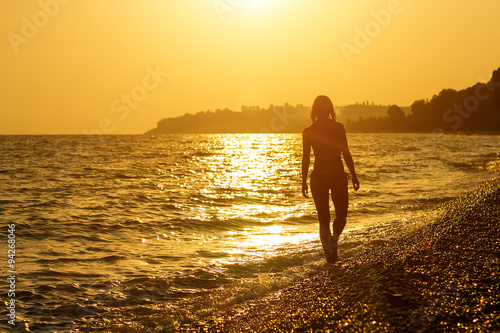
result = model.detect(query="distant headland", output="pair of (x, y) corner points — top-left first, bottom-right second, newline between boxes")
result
(145, 67), (500, 135)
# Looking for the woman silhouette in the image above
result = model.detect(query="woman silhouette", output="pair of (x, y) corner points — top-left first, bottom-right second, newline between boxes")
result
(302, 95), (359, 263)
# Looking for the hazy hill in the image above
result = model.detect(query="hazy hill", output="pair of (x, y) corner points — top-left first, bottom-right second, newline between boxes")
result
(337, 104), (410, 123)
(346, 67), (500, 133)
(145, 66), (499, 134)
(145, 103), (396, 135)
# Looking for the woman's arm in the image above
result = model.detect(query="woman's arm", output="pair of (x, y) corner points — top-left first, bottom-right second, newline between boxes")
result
(301, 129), (311, 197)
(342, 148), (359, 191)
(339, 125), (360, 191)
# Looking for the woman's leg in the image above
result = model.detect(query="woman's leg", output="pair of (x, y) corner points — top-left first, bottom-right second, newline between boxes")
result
(331, 174), (349, 239)
(310, 173), (331, 243)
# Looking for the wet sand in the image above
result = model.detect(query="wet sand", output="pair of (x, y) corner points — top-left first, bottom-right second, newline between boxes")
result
(193, 178), (500, 332)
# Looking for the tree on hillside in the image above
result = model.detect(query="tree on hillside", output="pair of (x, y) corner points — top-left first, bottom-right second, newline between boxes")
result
(386, 105), (405, 131)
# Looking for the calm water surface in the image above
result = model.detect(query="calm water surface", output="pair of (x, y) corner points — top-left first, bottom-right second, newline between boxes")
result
(0, 133), (498, 331)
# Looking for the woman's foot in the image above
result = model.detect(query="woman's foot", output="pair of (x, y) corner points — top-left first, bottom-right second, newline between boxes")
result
(321, 235), (338, 263)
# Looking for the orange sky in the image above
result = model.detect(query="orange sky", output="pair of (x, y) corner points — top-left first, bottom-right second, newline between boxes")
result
(1, 0), (500, 134)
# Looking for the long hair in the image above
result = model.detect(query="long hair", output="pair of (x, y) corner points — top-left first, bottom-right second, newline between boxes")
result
(310, 95), (336, 123)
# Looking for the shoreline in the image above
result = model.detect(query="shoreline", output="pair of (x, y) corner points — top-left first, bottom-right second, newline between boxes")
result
(191, 178), (500, 332)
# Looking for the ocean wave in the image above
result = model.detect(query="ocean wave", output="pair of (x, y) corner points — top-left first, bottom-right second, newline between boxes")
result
(35, 255), (126, 265)
(105, 172), (138, 179)
(191, 151), (215, 157)
(29, 269), (102, 279)
(481, 152), (499, 158)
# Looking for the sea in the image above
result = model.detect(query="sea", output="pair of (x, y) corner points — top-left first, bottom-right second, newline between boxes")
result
(0, 133), (498, 332)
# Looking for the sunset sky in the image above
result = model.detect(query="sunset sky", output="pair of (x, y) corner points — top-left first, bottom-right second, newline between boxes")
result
(1, 0), (500, 134)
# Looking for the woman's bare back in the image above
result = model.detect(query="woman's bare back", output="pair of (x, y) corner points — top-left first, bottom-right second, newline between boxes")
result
(303, 120), (347, 175)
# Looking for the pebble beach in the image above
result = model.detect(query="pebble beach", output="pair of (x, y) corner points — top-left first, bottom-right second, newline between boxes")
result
(189, 177), (500, 332)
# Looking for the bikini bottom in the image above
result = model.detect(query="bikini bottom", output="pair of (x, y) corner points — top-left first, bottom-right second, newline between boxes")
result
(310, 171), (348, 191)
